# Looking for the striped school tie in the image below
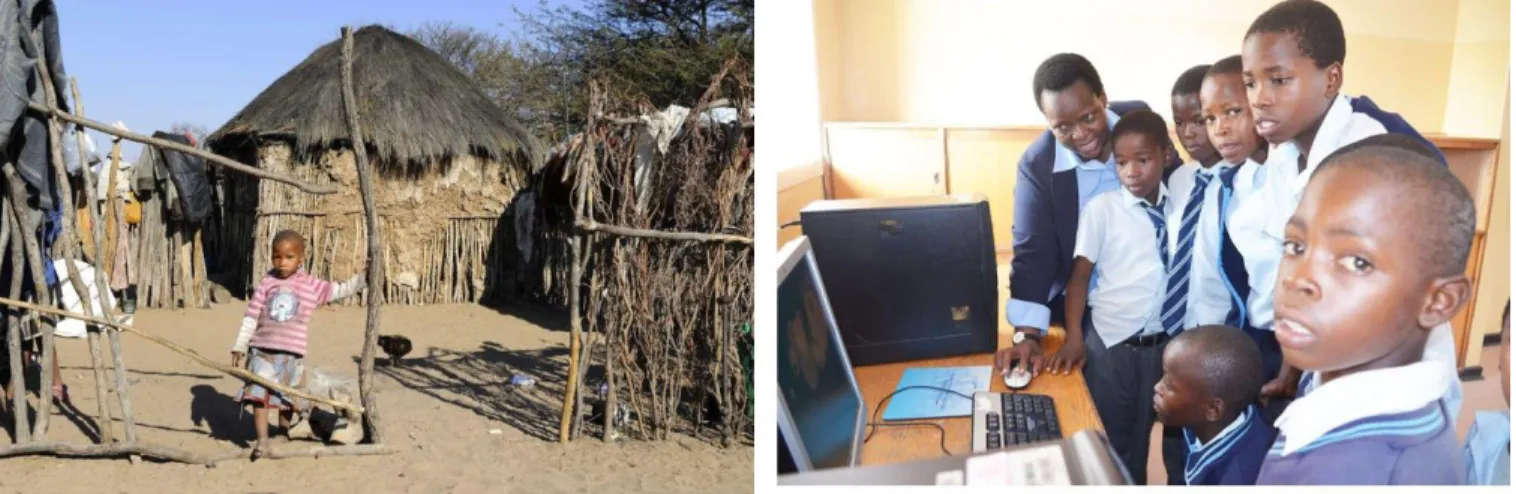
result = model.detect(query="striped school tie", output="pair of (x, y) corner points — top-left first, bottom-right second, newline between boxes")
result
(1162, 172), (1212, 334)
(1217, 165), (1248, 329)
(1140, 199), (1169, 269)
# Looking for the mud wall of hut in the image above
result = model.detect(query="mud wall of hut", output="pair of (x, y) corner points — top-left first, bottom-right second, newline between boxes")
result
(218, 143), (526, 305)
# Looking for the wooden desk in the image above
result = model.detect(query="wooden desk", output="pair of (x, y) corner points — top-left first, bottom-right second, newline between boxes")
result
(852, 265), (1104, 466)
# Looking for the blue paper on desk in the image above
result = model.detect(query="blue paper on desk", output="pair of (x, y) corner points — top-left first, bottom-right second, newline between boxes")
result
(882, 366), (993, 421)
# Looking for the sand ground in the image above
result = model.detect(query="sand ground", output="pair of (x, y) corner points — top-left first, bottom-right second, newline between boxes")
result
(0, 303), (753, 493)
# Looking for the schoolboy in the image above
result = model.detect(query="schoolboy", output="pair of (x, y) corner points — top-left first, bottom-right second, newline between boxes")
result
(1255, 135), (1473, 484)
(1052, 109), (1174, 484)
(1227, 0), (1461, 419)
(1198, 54), (1280, 382)
(1154, 325), (1276, 485)
(1157, 63), (1224, 485)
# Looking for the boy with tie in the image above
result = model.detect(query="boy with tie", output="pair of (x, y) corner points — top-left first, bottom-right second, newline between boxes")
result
(1054, 110), (1175, 484)
(1158, 63), (1224, 485)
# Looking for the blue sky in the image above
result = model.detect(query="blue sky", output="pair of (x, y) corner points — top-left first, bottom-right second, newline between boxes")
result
(57, 0), (578, 159)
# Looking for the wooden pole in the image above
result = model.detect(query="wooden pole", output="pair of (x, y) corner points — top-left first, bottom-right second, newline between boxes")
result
(69, 77), (135, 450)
(103, 136), (121, 293)
(209, 443), (392, 463)
(28, 49), (104, 442)
(2, 165), (56, 438)
(340, 26), (386, 445)
(0, 441), (213, 466)
(0, 295), (363, 415)
(560, 235), (583, 443)
(1, 198), (28, 443)
(574, 219), (751, 245)
(24, 102), (337, 195)
(34, 59), (116, 445)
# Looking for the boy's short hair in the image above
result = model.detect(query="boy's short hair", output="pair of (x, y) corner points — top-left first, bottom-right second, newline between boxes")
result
(1207, 55), (1244, 78)
(1171, 64), (1211, 96)
(1110, 109), (1172, 152)
(1032, 53), (1105, 110)
(1245, 0), (1346, 69)
(272, 230), (307, 250)
(1314, 134), (1475, 278)
(1175, 325), (1265, 413)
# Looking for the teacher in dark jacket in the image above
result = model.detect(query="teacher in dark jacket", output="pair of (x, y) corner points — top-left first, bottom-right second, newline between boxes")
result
(994, 53), (1174, 376)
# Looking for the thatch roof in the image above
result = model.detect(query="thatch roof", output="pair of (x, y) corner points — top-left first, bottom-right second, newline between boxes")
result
(209, 25), (541, 170)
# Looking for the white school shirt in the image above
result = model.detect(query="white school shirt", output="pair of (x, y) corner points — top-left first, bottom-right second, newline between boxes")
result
(1165, 160), (1240, 329)
(1226, 94), (1385, 330)
(1073, 184), (1171, 347)
(1229, 94), (1463, 420)
(1274, 358), (1452, 456)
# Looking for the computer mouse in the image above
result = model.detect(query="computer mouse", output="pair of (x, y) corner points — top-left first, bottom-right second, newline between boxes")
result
(1004, 367), (1032, 389)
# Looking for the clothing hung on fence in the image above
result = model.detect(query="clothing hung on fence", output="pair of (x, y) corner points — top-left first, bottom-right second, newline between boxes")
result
(0, 0), (72, 211)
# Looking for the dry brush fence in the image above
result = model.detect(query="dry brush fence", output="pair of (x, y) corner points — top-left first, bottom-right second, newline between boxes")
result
(551, 64), (753, 446)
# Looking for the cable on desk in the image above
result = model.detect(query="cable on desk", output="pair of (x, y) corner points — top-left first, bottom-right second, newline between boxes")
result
(865, 422), (952, 457)
(864, 385), (975, 458)
(779, 219), (801, 229)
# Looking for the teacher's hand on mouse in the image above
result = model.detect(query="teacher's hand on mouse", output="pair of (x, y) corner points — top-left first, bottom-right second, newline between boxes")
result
(994, 326), (1045, 378)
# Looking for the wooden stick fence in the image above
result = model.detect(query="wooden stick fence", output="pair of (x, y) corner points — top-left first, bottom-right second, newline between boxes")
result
(0, 26), (387, 466)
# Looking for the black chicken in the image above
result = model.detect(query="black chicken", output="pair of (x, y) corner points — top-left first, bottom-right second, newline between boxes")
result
(378, 335), (412, 366)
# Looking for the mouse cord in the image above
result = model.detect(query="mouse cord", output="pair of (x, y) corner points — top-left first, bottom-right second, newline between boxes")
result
(863, 385), (975, 457)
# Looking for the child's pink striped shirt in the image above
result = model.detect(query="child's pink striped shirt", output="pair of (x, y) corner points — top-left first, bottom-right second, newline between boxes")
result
(245, 270), (334, 356)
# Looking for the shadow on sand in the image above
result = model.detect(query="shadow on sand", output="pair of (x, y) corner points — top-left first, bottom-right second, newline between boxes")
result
(372, 341), (568, 442)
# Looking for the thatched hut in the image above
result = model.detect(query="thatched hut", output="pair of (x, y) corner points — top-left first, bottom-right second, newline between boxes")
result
(207, 25), (541, 305)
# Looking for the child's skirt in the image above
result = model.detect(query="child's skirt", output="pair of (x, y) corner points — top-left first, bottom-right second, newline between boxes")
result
(238, 347), (308, 411)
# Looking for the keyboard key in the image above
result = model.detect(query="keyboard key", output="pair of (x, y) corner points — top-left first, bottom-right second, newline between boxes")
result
(986, 433), (1001, 449)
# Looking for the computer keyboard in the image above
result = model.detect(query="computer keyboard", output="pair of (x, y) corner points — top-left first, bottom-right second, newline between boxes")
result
(970, 391), (1063, 453)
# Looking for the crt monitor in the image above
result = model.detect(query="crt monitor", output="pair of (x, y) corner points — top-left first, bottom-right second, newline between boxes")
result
(777, 235), (867, 473)
(799, 194), (999, 366)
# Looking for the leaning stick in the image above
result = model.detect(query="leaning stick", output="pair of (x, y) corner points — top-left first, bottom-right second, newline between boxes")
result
(1, 198), (27, 443)
(0, 296), (364, 415)
(341, 26), (387, 445)
(574, 220), (751, 245)
(0, 440), (214, 466)
(24, 102), (336, 195)
(2, 165), (55, 438)
(103, 133), (120, 289)
(69, 77), (135, 449)
(30, 48), (107, 443)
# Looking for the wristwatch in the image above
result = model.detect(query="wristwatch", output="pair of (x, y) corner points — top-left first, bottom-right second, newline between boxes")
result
(1012, 329), (1043, 346)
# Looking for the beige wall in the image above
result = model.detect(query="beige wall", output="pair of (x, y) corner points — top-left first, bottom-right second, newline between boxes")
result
(766, 0), (826, 172)
(1443, 0), (1510, 138)
(817, 0), (1485, 133)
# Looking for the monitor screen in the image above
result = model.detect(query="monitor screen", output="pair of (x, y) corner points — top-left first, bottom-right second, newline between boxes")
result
(777, 237), (865, 471)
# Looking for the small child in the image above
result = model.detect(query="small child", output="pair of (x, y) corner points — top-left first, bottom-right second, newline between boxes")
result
(230, 230), (364, 460)
(1256, 134), (1474, 484)
(1154, 325), (1276, 485)
(1049, 109), (1174, 485)
(1462, 300), (1510, 485)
